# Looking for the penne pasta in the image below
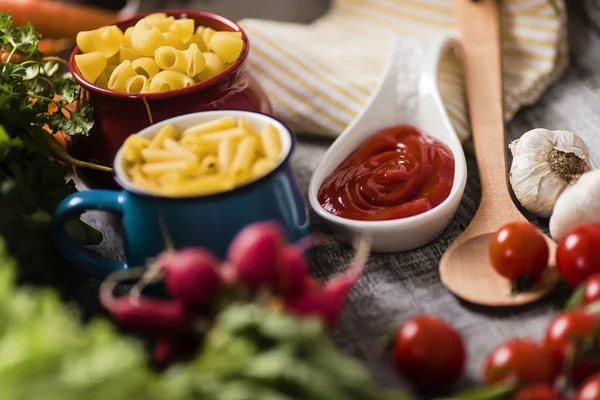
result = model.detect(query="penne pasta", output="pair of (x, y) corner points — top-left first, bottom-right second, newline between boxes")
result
(198, 155), (219, 175)
(162, 138), (198, 161)
(260, 124), (282, 160)
(141, 148), (185, 163)
(141, 159), (194, 176)
(251, 158), (276, 178)
(195, 128), (247, 142)
(237, 119), (264, 156)
(162, 175), (234, 197)
(148, 124), (175, 149)
(217, 136), (237, 175)
(122, 118), (283, 197)
(181, 116), (236, 136)
(228, 136), (257, 182)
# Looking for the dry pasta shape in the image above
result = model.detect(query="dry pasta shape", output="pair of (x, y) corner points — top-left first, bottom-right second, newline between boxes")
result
(218, 136), (237, 174)
(123, 26), (134, 45)
(221, 31), (243, 39)
(150, 70), (195, 93)
(142, 149), (187, 163)
(182, 116), (236, 136)
(195, 52), (225, 81)
(145, 15), (176, 32)
(185, 32), (208, 52)
(108, 60), (138, 91)
(131, 57), (160, 79)
(74, 51), (107, 83)
(228, 136), (257, 182)
(119, 44), (141, 63)
(168, 18), (194, 43)
(154, 46), (188, 74)
(260, 124), (282, 160)
(95, 71), (110, 88)
(77, 26), (124, 57)
(198, 155), (219, 175)
(197, 26), (216, 46)
(149, 124), (176, 149)
(162, 175), (234, 197)
(125, 75), (151, 94)
(251, 158), (276, 178)
(162, 32), (186, 50)
(131, 22), (166, 57)
(237, 119), (265, 155)
(185, 44), (206, 77)
(209, 32), (244, 63)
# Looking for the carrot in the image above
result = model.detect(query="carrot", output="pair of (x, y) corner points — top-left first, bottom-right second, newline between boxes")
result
(1, 0), (118, 40)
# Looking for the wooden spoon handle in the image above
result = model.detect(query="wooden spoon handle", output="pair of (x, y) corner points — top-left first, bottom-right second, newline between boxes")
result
(455, 0), (511, 209)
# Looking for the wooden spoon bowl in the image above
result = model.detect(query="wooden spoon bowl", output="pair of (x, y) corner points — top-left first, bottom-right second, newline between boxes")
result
(439, 0), (560, 307)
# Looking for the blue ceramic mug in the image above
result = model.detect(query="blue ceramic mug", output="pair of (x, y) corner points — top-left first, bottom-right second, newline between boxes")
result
(52, 111), (310, 276)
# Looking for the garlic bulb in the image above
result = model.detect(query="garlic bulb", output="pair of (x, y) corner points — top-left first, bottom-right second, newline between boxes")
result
(550, 170), (600, 240)
(509, 129), (590, 217)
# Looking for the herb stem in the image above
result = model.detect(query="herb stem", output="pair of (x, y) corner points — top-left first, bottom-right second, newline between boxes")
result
(42, 56), (69, 68)
(2, 47), (17, 72)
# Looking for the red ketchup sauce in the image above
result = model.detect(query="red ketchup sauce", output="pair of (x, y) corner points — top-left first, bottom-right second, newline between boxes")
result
(318, 125), (455, 221)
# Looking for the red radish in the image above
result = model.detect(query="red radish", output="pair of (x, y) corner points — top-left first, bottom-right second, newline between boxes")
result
(153, 334), (201, 367)
(227, 222), (286, 290)
(103, 295), (190, 338)
(285, 261), (363, 327)
(279, 245), (309, 297)
(158, 248), (223, 312)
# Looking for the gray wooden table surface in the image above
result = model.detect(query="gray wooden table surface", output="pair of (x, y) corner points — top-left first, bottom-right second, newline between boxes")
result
(72, 1), (600, 396)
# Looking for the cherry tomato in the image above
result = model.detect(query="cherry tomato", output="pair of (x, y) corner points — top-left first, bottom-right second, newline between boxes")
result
(576, 373), (600, 400)
(557, 224), (600, 287)
(582, 274), (600, 306)
(514, 384), (566, 400)
(392, 315), (466, 390)
(544, 311), (600, 385)
(489, 222), (549, 282)
(484, 339), (553, 385)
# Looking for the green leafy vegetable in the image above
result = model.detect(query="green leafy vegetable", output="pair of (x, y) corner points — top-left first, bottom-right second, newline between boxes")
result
(0, 12), (100, 286)
(0, 239), (411, 400)
(0, 13), (42, 59)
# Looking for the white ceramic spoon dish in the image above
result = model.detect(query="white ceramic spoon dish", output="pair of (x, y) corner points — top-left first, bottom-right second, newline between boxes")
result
(308, 34), (467, 252)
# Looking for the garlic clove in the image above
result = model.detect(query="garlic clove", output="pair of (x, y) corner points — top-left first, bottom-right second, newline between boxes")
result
(509, 128), (590, 218)
(550, 170), (600, 240)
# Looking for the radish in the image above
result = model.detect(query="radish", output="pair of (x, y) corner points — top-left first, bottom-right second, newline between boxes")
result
(100, 271), (190, 338)
(279, 245), (309, 297)
(284, 262), (363, 327)
(227, 222), (286, 290)
(158, 248), (223, 312)
(153, 333), (201, 367)
(105, 296), (190, 338)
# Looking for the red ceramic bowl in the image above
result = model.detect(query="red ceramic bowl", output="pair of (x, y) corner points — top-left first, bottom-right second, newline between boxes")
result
(69, 10), (272, 189)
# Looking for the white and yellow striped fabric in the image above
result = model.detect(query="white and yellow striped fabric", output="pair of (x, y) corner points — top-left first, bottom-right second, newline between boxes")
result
(239, 0), (568, 141)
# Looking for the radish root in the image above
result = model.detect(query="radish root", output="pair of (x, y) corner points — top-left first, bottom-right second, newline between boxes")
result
(130, 261), (164, 302)
(100, 267), (147, 309)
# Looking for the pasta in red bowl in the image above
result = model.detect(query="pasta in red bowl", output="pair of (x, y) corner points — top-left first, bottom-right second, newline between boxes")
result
(69, 10), (272, 189)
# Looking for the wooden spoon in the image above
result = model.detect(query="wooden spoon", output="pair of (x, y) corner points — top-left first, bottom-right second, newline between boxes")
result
(439, 0), (560, 306)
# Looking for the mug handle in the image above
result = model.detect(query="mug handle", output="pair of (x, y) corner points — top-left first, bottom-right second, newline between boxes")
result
(52, 190), (127, 275)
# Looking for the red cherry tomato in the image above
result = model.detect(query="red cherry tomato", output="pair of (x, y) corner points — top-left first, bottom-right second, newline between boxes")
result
(392, 315), (466, 390)
(484, 339), (553, 385)
(514, 384), (566, 400)
(489, 222), (549, 282)
(544, 311), (600, 385)
(557, 224), (600, 287)
(582, 274), (600, 306)
(576, 373), (600, 400)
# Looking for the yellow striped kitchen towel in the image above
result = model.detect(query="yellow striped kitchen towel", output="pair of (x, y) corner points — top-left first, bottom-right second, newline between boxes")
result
(239, 0), (568, 141)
